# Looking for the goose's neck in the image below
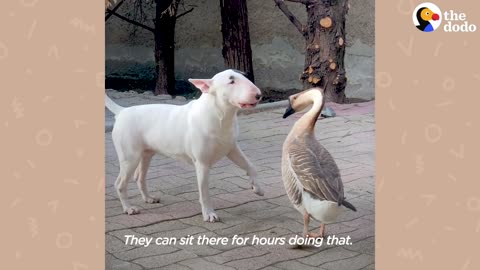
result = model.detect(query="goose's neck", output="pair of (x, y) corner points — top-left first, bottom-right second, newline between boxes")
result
(293, 91), (324, 134)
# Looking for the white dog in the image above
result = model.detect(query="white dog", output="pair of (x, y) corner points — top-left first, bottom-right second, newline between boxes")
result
(105, 69), (264, 222)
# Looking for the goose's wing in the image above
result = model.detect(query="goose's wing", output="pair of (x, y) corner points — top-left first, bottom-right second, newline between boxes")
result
(287, 136), (344, 204)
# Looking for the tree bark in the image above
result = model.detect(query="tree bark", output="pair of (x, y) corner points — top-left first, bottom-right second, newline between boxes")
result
(154, 0), (180, 95)
(220, 0), (255, 82)
(275, 0), (348, 103)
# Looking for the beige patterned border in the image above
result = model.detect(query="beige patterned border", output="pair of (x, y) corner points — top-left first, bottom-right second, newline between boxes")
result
(3, 0), (480, 269)
(1, 0), (104, 269)
(377, 0), (480, 269)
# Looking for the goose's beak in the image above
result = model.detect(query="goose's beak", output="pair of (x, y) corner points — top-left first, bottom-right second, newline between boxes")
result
(283, 101), (296, 119)
(432, 13), (439, 21)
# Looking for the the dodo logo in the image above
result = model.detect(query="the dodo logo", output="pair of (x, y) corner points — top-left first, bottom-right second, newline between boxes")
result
(412, 3), (477, 33)
(413, 3), (442, 32)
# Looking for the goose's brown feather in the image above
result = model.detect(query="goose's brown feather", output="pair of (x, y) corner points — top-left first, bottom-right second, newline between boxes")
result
(286, 133), (345, 205)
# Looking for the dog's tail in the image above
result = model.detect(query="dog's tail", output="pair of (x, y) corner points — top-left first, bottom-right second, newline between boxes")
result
(105, 94), (124, 115)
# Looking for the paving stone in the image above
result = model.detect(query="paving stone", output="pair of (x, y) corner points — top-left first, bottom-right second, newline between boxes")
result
(108, 229), (148, 243)
(266, 196), (294, 207)
(132, 213), (175, 225)
(161, 264), (191, 270)
(106, 221), (128, 232)
(177, 188), (226, 201)
(106, 199), (121, 209)
(276, 260), (324, 270)
(345, 225), (375, 242)
(150, 226), (207, 240)
(362, 263), (375, 270)
(106, 206), (126, 218)
(214, 220), (282, 237)
(106, 102), (375, 269)
(131, 192), (185, 209)
(134, 220), (190, 235)
(322, 253), (374, 270)
(133, 250), (197, 269)
(224, 200), (277, 216)
(106, 234), (135, 254)
(261, 267), (285, 270)
(225, 245), (312, 270)
(244, 226), (292, 241)
(299, 246), (359, 266)
(179, 242), (223, 257)
(180, 209), (252, 231)
(344, 236), (375, 255)
(141, 200), (201, 220)
(363, 213), (375, 221)
(204, 246), (269, 265)
(214, 191), (261, 205)
(106, 254), (143, 270)
(163, 183), (201, 196)
(180, 258), (236, 270)
(260, 217), (305, 234)
(221, 176), (253, 190)
(242, 206), (294, 220)
(115, 245), (179, 261)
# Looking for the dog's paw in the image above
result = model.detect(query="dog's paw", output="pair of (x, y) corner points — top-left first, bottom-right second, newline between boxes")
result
(202, 210), (219, 223)
(124, 206), (140, 215)
(252, 184), (264, 196)
(144, 197), (161, 204)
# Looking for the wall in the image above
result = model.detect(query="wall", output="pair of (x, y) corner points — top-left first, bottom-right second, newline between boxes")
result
(106, 0), (375, 99)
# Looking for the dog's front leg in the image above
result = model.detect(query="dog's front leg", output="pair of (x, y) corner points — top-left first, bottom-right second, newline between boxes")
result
(227, 145), (264, 196)
(194, 162), (219, 222)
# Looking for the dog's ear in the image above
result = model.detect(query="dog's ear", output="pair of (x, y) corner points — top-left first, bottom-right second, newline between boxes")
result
(188, 79), (213, 93)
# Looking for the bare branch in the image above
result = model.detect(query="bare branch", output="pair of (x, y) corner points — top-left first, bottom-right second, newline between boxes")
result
(176, 8), (194, 20)
(273, 0), (306, 36)
(157, 0), (175, 15)
(105, 0), (125, 21)
(106, 9), (155, 32)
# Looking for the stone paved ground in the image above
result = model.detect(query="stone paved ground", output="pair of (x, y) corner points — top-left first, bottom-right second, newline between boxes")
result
(105, 100), (375, 270)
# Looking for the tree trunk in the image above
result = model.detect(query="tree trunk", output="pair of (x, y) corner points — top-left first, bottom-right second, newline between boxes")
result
(301, 0), (348, 103)
(220, 0), (255, 82)
(274, 0), (348, 103)
(154, 0), (180, 95)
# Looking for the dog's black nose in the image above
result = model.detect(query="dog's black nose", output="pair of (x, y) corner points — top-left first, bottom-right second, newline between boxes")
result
(255, 94), (262, 100)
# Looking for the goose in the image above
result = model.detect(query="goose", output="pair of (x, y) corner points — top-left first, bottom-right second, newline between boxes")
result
(281, 88), (356, 238)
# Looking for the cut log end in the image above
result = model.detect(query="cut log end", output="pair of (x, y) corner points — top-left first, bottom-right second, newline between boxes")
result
(339, 37), (344, 46)
(307, 44), (320, 51)
(307, 66), (314, 74)
(319, 17), (332, 28)
(312, 77), (321, 84)
(329, 62), (337, 70)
